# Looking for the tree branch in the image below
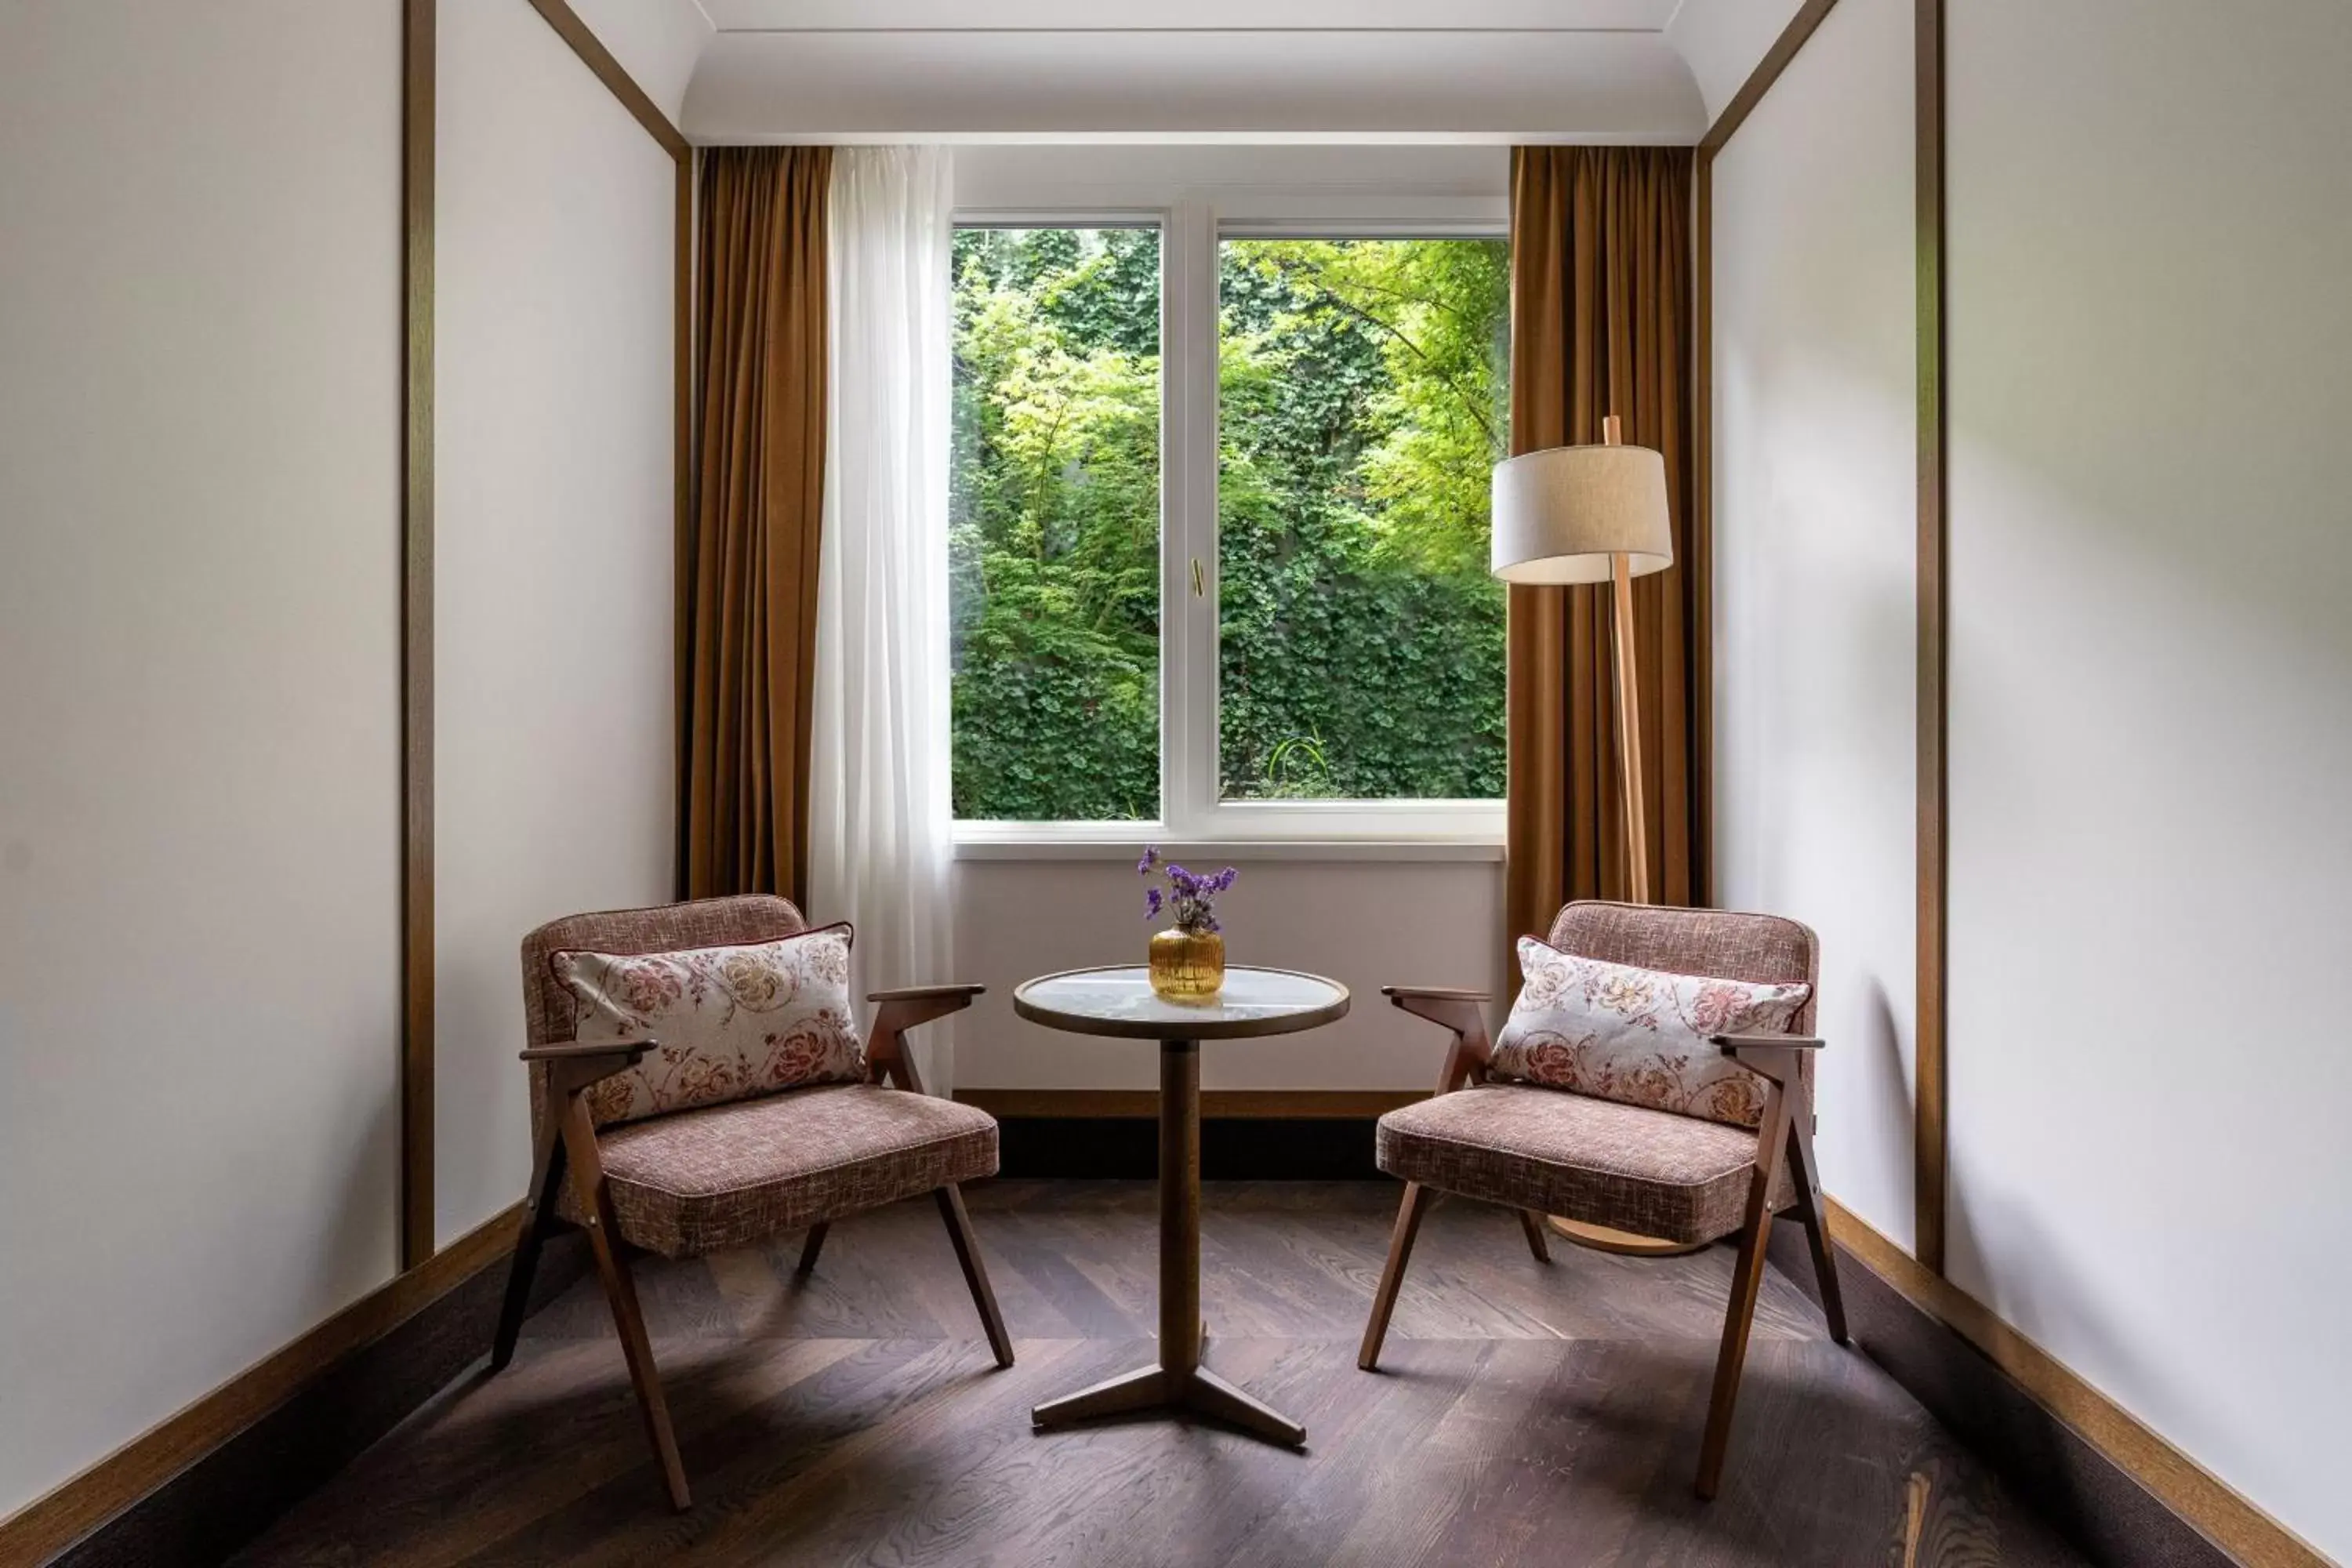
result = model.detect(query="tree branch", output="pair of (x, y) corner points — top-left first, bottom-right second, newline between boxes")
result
(1265, 258), (1501, 452)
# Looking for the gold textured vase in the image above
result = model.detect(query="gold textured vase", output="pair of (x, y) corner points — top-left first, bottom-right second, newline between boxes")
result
(1148, 927), (1225, 1000)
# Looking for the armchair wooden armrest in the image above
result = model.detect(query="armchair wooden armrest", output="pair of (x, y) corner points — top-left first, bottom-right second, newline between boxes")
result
(1383, 985), (1493, 1093)
(1711, 1033), (1824, 1052)
(869, 983), (987, 1003)
(520, 1040), (655, 1065)
(520, 1038), (652, 1102)
(868, 984), (983, 1094)
(1712, 1033), (1824, 1087)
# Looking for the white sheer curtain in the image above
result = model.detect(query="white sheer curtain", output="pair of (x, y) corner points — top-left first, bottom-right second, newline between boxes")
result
(809, 146), (958, 1092)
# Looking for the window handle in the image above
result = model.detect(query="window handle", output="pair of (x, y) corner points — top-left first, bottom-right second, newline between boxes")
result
(1191, 557), (1206, 598)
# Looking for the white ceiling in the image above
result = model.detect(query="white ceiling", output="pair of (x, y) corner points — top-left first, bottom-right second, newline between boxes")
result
(576, 0), (1802, 143)
(684, 29), (1708, 143)
(1664, 0), (1806, 123)
(696, 0), (1686, 30)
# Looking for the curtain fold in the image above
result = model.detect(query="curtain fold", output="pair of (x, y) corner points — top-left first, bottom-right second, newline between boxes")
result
(808, 147), (958, 1091)
(683, 145), (833, 904)
(1505, 145), (1700, 965)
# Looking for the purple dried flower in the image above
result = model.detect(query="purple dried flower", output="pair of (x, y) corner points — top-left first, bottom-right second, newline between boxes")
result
(1134, 847), (1237, 935)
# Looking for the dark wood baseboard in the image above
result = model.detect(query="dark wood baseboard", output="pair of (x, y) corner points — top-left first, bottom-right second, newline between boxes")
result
(962, 1089), (1417, 1181)
(5, 1210), (585, 1568)
(956, 1088), (1423, 1121)
(1769, 1204), (2323, 1568)
(991, 1116), (1385, 1181)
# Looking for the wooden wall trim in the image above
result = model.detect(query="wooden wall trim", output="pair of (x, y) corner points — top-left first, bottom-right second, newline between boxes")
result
(1693, 0), (1955, 1280)
(514, 0), (698, 906)
(674, 147), (695, 902)
(0, 1207), (522, 1566)
(398, 0), (697, 1270)
(400, 0), (437, 1273)
(956, 1088), (1425, 1120)
(1691, 151), (1715, 911)
(1697, 0), (1845, 154)
(523, 0), (691, 157)
(1690, 0), (1849, 909)
(1826, 1201), (2330, 1568)
(1690, 7), (2306, 1559)
(13, 0), (683, 1548)
(1912, 0), (1951, 1276)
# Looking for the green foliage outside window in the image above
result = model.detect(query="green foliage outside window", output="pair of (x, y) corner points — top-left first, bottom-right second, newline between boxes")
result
(1218, 237), (1508, 800)
(951, 227), (1162, 821)
(949, 227), (1508, 821)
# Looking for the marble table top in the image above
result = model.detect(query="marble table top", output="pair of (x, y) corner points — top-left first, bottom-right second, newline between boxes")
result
(1012, 964), (1351, 1040)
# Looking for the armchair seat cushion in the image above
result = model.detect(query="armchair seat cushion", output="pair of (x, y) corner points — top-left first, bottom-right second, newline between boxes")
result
(560, 1083), (997, 1258)
(1376, 1084), (1793, 1245)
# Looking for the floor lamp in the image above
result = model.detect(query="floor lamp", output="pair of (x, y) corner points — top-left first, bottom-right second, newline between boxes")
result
(1491, 414), (1673, 900)
(1491, 414), (1686, 1254)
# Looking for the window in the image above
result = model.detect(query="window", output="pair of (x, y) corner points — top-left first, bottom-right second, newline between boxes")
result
(1217, 238), (1508, 803)
(950, 226), (1163, 822)
(950, 208), (1508, 844)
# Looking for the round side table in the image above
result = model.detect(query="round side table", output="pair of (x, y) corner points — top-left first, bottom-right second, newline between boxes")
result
(1012, 964), (1350, 1447)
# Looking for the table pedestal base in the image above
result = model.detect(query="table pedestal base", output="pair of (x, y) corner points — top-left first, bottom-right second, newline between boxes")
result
(1027, 1037), (1308, 1449)
(1031, 1361), (1305, 1446)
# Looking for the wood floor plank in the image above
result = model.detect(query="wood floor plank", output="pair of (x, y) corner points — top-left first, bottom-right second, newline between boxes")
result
(232, 1182), (2092, 1568)
(1217, 1340), (1486, 1568)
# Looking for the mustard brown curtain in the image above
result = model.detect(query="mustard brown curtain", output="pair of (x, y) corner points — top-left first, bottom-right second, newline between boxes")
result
(684, 146), (833, 903)
(1505, 145), (1700, 960)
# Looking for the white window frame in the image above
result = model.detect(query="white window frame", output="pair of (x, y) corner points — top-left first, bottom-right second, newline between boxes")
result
(952, 186), (1509, 855)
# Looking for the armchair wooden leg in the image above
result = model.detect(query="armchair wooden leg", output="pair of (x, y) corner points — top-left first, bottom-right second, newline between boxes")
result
(1516, 1207), (1553, 1265)
(935, 1185), (1014, 1368)
(1359, 1181), (1433, 1371)
(796, 1221), (829, 1276)
(1696, 1207), (1774, 1501)
(560, 1101), (691, 1512)
(1695, 1087), (1795, 1501)
(491, 1112), (565, 1373)
(1788, 1113), (1849, 1345)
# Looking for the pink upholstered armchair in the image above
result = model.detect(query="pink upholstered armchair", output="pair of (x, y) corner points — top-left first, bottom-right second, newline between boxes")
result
(1358, 900), (1848, 1498)
(487, 895), (1011, 1511)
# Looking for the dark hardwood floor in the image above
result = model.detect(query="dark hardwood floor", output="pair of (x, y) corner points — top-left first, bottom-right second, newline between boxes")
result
(234, 1181), (2088, 1567)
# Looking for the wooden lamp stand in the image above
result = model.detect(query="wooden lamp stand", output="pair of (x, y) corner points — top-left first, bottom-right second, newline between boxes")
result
(1601, 412), (1651, 906)
(1545, 413), (1700, 1259)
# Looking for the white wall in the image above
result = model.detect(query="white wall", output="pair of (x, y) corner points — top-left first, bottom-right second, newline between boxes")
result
(1715, 0), (2352, 1555)
(566, 0), (710, 128)
(0, 0), (402, 1518)
(1946, 3), (2352, 1558)
(1710, 0), (1917, 1247)
(434, 0), (680, 1245)
(953, 858), (1506, 1090)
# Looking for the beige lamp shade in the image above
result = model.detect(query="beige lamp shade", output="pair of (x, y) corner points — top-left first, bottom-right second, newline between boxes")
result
(1490, 443), (1675, 584)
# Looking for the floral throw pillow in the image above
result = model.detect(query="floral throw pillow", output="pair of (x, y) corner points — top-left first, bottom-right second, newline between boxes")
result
(1488, 937), (1812, 1129)
(551, 924), (865, 1127)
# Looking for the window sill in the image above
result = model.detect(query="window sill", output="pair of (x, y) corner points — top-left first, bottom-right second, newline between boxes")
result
(952, 832), (1504, 864)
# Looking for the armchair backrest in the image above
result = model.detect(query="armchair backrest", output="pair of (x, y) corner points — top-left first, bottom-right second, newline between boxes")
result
(517, 896), (814, 1145)
(1548, 898), (1820, 1036)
